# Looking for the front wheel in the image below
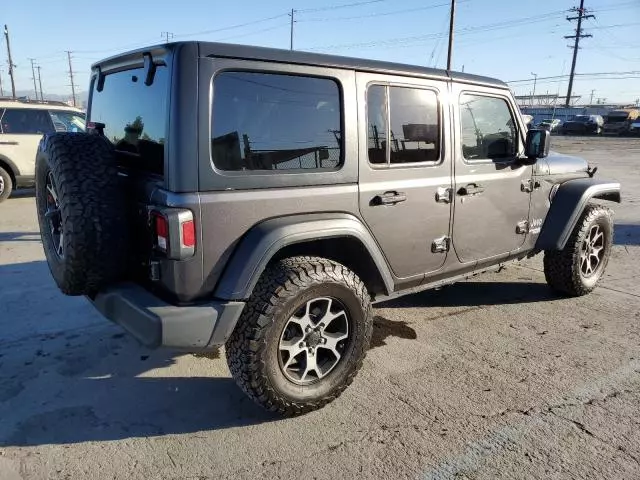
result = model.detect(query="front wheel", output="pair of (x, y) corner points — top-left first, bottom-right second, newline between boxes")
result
(543, 204), (613, 296)
(0, 166), (13, 203)
(226, 256), (373, 416)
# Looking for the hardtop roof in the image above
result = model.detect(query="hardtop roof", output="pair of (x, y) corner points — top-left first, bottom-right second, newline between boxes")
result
(93, 41), (508, 89)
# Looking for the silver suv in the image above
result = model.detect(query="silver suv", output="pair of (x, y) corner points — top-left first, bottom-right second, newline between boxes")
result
(0, 99), (85, 201)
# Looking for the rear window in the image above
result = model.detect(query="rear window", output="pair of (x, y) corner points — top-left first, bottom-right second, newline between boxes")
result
(211, 71), (342, 172)
(89, 66), (168, 175)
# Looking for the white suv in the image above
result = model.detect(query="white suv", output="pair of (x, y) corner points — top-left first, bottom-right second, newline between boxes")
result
(0, 99), (85, 202)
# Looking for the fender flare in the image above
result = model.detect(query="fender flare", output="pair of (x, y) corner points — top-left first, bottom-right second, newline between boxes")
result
(214, 213), (394, 300)
(0, 154), (21, 177)
(536, 178), (621, 251)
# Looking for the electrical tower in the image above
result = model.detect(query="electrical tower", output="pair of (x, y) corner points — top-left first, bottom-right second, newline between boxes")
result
(289, 9), (296, 50)
(66, 51), (77, 107)
(564, 0), (594, 107)
(161, 31), (174, 43)
(4, 25), (17, 99)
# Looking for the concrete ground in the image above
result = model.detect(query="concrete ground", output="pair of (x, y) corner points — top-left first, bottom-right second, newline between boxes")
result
(0, 136), (639, 480)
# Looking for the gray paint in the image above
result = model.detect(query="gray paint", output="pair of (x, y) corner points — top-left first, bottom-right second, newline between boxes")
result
(536, 178), (621, 251)
(91, 282), (245, 349)
(449, 83), (532, 264)
(214, 213), (394, 300)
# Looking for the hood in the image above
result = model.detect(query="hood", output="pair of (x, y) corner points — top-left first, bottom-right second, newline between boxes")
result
(536, 152), (588, 177)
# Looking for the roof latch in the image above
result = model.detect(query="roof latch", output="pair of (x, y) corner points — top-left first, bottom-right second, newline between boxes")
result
(143, 52), (157, 86)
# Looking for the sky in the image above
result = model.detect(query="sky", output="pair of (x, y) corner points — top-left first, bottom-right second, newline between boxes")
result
(1, 0), (639, 105)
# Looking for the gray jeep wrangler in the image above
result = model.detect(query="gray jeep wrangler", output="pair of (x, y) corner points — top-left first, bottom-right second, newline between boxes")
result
(35, 42), (620, 415)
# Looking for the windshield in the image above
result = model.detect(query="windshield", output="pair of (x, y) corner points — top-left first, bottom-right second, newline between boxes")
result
(88, 65), (168, 175)
(606, 115), (628, 122)
(573, 115), (590, 122)
(50, 111), (86, 132)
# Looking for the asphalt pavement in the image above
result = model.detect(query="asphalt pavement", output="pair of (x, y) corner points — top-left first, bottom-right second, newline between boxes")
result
(0, 136), (639, 479)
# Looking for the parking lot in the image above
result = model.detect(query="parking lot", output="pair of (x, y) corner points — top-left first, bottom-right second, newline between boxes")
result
(0, 136), (639, 479)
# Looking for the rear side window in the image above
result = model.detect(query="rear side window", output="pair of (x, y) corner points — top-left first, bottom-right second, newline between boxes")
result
(89, 66), (168, 175)
(366, 85), (440, 166)
(1, 108), (54, 134)
(460, 94), (517, 161)
(50, 111), (86, 133)
(211, 72), (342, 171)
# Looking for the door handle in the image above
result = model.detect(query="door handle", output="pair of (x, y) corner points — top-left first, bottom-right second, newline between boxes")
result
(372, 191), (407, 206)
(457, 184), (485, 196)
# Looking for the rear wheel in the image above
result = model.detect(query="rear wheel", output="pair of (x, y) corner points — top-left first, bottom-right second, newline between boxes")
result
(0, 166), (13, 203)
(226, 256), (373, 415)
(543, 204), (613, 296)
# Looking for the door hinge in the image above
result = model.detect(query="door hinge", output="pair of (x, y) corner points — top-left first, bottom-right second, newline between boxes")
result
(516, 220), (529, 234)
(435, 187), (452, 204)
(521, 179), (541, 193)
(431, 236), (450, 253)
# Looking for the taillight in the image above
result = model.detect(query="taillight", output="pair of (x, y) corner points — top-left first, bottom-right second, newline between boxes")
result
(153, 213), (169, 251)
(181, 220), (195, 247)
(150, 208), (195, 260)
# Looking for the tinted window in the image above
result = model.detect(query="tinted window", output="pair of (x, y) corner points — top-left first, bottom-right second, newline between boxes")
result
(1, 108), (54, 134)
(367, 85), (387, 165)
(367, 85), (440, 166)
(89, 66), (168, 175)
(50, 111), (86, 133)
(389, 87), (439, 164)
(211, 72), (342, 171)
(460, 94), (517, 161)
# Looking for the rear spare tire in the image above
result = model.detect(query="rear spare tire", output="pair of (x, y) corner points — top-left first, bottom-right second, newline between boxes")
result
(35, 133), (129, 296)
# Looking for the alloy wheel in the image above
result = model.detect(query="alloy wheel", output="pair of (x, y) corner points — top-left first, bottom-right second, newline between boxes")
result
(278, 297), (350, 385)
(579, 224), (604, 277)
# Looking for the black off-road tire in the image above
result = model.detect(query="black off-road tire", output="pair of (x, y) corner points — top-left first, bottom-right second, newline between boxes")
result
(0, 166), (12, 203)
(35, 133), (129, 295)
(226, 256), (373, 416)
(543, 204), (613, 297)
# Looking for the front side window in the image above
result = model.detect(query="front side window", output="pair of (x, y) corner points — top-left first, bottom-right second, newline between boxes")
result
(0, 108), (54, 135)
(211, 72), (342, 171)
(460, 94), (517, 161)
(50, 111), (86, 133)
(366, 84), (440, 166)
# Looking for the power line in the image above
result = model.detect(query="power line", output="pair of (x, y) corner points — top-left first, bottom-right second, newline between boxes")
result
(298, 1), (462, 22)
(297, 0), (387, 13)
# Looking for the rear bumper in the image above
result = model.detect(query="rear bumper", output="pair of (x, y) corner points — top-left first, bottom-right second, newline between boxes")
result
(90, 283), (245, 350)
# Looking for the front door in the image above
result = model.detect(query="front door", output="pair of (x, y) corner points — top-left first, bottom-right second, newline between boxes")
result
(357, 72), (452, 284)
(451, 88), (532, 264)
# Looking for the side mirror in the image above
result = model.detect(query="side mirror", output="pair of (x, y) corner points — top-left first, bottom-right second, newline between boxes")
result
(525, 128), (550, 160)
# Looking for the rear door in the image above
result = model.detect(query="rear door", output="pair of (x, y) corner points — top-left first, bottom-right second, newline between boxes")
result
(451, 86), (532, 264)
(357, 72), (452, 285)
(0, 108), (54, 176)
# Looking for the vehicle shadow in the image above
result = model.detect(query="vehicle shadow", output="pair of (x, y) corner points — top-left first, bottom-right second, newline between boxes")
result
(378, 281), (558, 309)
(0, 331), (277, 447)
(10, 188), (35, 198)
(615, 224), (640, 246)
(0, 231), (41, 242)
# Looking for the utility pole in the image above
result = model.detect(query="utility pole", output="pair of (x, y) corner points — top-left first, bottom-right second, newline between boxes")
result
(289, 9), (295, 50)
(29, 59), (38, 99)
(0, 69), (4, 96)
(161, 31), (174, 43)
(66, 51), (77, 107)
(446, 0), (456, 70)
(589, 89), (595, 105)
(531, 72), (538, 105)
(4, 25), (17, 99)
(36, 65), (44, 101)
(564, 0), (594, 107)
